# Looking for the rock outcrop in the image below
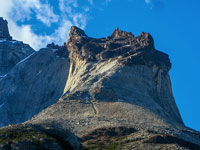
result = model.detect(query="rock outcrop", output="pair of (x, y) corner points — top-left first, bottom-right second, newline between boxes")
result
(0, 25), (199, 149)
(0, 17), (12, 40)
(0, 17), (34, 76)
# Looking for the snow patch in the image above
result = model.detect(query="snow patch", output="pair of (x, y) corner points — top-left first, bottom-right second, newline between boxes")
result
(51, 49), (58, 52)
(0, 74), (7, 78)
(123, 44), (131, 47)
(81, 35), (88, 38)
(0, 103), (4, 109)
(0, 39), (22, 44)
(36, 70), (42, 76)
(16, 52), (35, 66)
(0, 39), (6, 42)
(118, 99), (124, 102)
(84, 96), (89, 100)
(9, 40), (21, 44)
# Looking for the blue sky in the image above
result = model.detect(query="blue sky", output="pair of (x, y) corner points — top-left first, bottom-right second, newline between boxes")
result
(0, 0), (199, 131)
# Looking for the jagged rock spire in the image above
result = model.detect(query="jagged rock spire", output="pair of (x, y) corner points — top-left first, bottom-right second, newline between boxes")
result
(0, 17), (12, 40)
(68, 26), (88, 40)
(66, 26), (170, 71)
(137, 32), (155, 49)
(111, 27), (134, 38)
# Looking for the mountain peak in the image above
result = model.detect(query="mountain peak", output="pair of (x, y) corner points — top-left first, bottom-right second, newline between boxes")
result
(0, 17), (12, 40)
(68, 26), (88, 40)
(137, 32), (155, 48)
(111, 27), (134, 38)
(67, 27), (170, 71)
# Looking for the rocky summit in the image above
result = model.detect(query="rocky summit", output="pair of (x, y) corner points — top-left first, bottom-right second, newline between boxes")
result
(0, 17), (12, 40)
(0, 18), (199, 150)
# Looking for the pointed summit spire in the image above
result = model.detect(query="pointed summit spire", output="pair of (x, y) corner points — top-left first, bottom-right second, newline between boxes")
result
(0, 17), (12, 40)
(111, 27), (134, 38)
(68, 26), (88, 40)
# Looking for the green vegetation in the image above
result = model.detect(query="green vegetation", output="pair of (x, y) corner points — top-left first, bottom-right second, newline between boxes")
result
(85, 142), (122, 150)
(0, 126), (56, 145)
(84, 136), (124, 150)
(82, 127), (136, 150)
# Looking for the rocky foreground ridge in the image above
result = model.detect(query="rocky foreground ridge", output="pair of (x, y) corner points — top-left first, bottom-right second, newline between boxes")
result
(0, 18), (199, 149)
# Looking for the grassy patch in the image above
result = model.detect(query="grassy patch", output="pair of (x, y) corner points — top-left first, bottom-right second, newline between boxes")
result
(85, 141), (122, 150)
(0, 126), (56, 145)
(82, 126), (135, 150)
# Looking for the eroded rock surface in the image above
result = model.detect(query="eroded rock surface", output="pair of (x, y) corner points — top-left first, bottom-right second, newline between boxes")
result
(0, 46), (69, 127)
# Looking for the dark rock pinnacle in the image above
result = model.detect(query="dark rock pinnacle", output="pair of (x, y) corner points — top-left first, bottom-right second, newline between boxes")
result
(0, 17), (12, 40)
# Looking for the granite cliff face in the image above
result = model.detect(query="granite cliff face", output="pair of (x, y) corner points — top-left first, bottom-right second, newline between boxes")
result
(31, 26), (183, 129)
(0, 18), (70, 127)
(0, 46), (69, 127)
(0, 17), (34, 76)
(0, 18), (69, 127)
(0, 19), (199, 150)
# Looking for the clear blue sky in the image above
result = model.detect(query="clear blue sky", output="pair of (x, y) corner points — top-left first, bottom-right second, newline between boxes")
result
(0, 0), (199, 131)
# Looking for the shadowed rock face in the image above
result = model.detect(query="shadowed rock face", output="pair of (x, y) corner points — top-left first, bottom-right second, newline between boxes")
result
(0, 17), (35, 76)
(0, 46), (70, 127)
(0, 41), (34, 76)
(0, 18), (70, 127)
(0, 17), (12, 40)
